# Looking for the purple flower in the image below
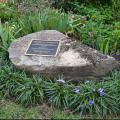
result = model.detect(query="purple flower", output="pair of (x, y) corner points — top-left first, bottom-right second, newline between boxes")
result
(74, 88), (80, 94)
(98, 88), (105, 96)
(57, 79), (66, 84)
(89, 100), (94, 106)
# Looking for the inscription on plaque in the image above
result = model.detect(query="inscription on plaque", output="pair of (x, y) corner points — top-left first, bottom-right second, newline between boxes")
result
(25, 40), (60, 56)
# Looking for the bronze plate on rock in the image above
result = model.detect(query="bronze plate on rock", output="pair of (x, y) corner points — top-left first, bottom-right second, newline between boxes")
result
(25, 40), (60, 56)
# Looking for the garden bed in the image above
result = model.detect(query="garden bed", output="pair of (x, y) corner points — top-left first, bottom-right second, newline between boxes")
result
(0, 0), (120, 119)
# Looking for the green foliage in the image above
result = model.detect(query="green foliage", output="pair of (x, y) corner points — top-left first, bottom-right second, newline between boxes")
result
(0, 51), (119, 117)
(79, 20), (111, 54)
(0, 99), (42, 119)
(17, 8), (70, 34)
(0, 3), (18, 22)
(14, 75), (44, 106)
(43, 75), (120, 117)
(51, 110), (81, 119)
(0, 0), (120, 118)
(109, 71), (120, 102)
(0, 23), (13, 50)
(0, 5), (119, 55)
(52, 1), (120, 55)
(0, 8), (71, 45)
(0, 8), (71, 52)
(0, 65), (44, 106)
(16, 13), (43, 35)
(0, 65), (18, 96)
(67, 4), (119, 55)
(0, 22), (22, 52)
(44, 79), (72, 109)
(71, 4), (113, 22)
(53, 0), (115, 11)
(112, 22), (120, 54)
(112, 0), (120, 20)
(0, 53), (120, 117)
(80, 20), (120, 54)
(70, 81), (119, 117)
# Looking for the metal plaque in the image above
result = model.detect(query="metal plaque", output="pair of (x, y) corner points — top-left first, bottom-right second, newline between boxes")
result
(25, 40), (60, 56)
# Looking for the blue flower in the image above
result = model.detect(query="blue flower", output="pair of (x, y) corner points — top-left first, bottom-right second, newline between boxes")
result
(57, 79), (65, 84)
(74, 88), (80, 94)
(98, 88), (105, 96)
(89, 100), (94, 106)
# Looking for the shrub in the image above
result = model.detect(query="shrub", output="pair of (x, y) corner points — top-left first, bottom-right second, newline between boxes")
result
(111, 0), (120, 20)
(0, 2), (18, 22)
(67, 4), (119, 55)
(53, 0), (114, 11)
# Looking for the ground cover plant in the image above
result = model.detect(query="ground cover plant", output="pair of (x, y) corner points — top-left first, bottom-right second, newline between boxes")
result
(0, 61), (120, 119)
(0, 0), (120, 119)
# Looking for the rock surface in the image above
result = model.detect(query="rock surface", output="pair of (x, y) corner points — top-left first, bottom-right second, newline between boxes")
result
(8, 30), (120, 81)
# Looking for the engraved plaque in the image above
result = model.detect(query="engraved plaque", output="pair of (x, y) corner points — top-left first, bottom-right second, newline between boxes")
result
(25, 40), (60, 56)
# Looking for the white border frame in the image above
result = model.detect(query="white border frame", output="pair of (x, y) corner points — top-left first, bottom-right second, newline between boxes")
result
(25, 39), (61, 57)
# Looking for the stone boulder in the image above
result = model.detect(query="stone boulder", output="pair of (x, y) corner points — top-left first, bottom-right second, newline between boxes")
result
(8, 30), (120, 81)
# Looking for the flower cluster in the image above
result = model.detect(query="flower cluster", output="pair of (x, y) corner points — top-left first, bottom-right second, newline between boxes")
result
(56, 79), (105, 111)
(80, 99), (94, 111)
(98, 88), (105, 97)
(89, 100), (94, 106)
